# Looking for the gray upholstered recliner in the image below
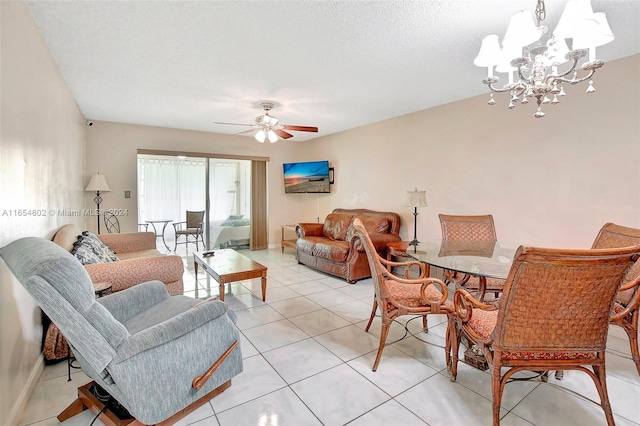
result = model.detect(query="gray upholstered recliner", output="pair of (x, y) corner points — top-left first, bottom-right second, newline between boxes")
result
(0, 237), (243, 425)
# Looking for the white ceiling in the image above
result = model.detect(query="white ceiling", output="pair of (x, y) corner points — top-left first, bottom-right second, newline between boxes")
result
(26, 1), (640, 142)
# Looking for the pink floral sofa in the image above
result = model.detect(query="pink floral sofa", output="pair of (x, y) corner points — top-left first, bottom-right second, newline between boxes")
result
(53, 224), (184, 295)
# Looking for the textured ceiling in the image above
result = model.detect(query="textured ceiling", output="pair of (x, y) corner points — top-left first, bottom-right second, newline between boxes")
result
(26, 1), (640, 142)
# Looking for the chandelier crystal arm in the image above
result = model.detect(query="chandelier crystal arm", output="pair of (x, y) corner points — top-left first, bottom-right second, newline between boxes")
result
(482, 77), (515, 93)
(551, 68), (596, 85)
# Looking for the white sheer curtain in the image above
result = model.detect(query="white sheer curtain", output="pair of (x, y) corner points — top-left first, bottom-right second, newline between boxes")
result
(209, 161), (246, 221)
(138, 156), (206, 224)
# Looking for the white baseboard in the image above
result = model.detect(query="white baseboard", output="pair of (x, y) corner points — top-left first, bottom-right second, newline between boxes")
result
(7, 354), (44, 426)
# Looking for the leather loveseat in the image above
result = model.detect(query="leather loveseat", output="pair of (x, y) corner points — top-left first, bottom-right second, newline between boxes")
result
(296, 208), (402, 283)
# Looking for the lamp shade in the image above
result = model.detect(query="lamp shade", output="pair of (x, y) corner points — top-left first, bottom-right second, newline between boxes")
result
(502, 10), (541, 48)
(407, 189), (427, 208)
(591, 12), (614, 46)
(267, 130), (278, 143)
(496, 44), (521, 73)
(474, 35), (501, 67)
(574, 12), (614, 48)
(84, 173), (111, 192)
(554, 0), (595, 39)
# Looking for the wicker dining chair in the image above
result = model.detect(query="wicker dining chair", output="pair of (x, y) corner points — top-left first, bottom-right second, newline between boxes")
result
(351, 218), (453, 371)
(592, 222), (640, 375)
(446, 245), (640, 426)
(438, 214), (505, 301)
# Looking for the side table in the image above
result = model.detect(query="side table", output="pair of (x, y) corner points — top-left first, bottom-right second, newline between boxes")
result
(281, 225), (297, 253)
(93, 282), (113, 298)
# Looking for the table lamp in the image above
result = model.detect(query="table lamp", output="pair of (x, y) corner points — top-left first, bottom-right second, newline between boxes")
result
(85, 173), (111, 234)
(407, 188), (427, 253)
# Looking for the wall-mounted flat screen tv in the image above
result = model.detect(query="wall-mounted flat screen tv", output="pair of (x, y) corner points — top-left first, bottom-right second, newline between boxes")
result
(283, 160), (330, 193)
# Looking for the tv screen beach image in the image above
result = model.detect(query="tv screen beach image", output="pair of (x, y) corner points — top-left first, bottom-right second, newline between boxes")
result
(283, 161), (330, 193)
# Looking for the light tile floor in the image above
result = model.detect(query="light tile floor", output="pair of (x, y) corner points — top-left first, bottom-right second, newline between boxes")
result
(20, 247), (640, 426)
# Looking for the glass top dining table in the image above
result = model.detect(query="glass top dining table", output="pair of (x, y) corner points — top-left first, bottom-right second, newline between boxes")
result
(406, 239), (519, 281)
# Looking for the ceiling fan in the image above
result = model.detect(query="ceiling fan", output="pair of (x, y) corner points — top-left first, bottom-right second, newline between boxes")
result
(214, 102), (318, 143)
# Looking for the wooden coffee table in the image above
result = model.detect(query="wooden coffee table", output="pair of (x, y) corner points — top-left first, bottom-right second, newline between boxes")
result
(193, 249), (267, 302)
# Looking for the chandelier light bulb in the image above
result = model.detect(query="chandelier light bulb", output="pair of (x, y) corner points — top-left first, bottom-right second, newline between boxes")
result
(255, 130), (266, 143)
(267, 130), (278, 143)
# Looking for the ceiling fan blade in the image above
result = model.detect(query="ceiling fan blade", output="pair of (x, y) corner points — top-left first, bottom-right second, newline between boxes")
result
(213, 121), (255, 127)
(274, 129), (294, 139)
(234, 129), (257, 136)
(281, 125), (318, 132)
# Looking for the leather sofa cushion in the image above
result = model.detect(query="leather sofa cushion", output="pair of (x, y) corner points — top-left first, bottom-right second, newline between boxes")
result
(354, 216), (389, 234)
(322, 214), (354, 240)
(314, 240), (350, 262)
(297, 236), (325, 255)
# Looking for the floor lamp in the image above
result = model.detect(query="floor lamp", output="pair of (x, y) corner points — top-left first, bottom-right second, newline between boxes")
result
(407, 188), (427, 253)
(85, 173), (111, 234)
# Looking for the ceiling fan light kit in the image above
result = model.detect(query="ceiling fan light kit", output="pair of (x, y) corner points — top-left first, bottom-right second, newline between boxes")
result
(214, 102), (318, 143)
(475, 0), (614, 118)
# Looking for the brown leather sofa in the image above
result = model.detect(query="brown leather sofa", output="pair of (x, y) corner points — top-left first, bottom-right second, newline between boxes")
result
(296, 208), (402, 283)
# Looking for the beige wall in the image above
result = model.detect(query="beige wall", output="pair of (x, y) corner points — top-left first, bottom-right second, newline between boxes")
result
(0, 2), (86, 424)
(300, 54), (640, 248)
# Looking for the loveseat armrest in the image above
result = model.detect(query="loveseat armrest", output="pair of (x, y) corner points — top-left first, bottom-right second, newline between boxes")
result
(113, 299), (232, 362)
(98, 232), (157, 254)
(353, 232), (401, 252)
(97, 281), (169, 323)
(85, 255), (184, 293)
(297, 223), (324, 238)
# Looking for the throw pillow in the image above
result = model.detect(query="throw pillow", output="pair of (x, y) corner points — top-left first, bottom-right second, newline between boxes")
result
(322, 214), (354, 240)
(70, 237), (104, 265)
(221, 217), (251, 227)
(80, 231), (118, 262)
(356, 216), (389, 234)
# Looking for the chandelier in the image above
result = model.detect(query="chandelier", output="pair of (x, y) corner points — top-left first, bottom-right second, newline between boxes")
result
(474, 0), (614, 118)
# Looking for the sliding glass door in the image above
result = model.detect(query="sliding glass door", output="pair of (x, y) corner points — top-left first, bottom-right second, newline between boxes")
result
(207, 159), (251, 249)
(137, 153), (256, 251)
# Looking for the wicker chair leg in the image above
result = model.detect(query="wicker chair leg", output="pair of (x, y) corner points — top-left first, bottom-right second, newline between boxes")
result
(372, 323), (390, 372)
(620, 314), (640, 375)
(491, 365), (503, 426)
(365, 299), (377, 332)
(422, 315), (428, 333)
(447, 317), (460, 381)
(592, 363), (615, 426)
